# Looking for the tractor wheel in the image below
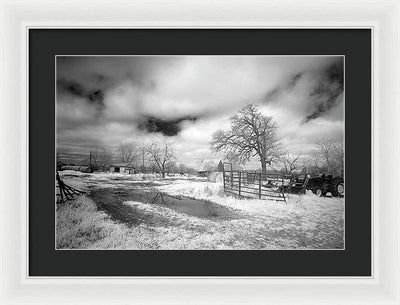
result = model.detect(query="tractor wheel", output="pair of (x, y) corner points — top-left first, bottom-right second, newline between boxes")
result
(332, 181), (344, 197)
(312, 187), (324, 197)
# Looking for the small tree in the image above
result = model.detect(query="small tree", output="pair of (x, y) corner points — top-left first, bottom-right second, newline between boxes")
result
(119, 141), (140, 164)
(97, 147), (113, 171)
(202, 160), (216, 171)
(145, 142), (175, 178)
(178, 163), (188, 174)
(316, 138), (334, 174)
(315, 137), (343, 175)
(332, 141), (344, 176)
(210, 104), (283, 175)
(165, 160), (178, 175)
(310, 149), (322, 168)
(280, 153), (302, 174)
(89, 147), (113, 171)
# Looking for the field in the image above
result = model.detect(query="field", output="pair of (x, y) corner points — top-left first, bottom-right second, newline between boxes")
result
(57, 171), (344, 250)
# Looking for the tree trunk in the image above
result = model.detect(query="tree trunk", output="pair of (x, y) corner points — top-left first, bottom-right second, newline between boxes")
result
(162, 171), (165, 178)
(261, 159), (267, 176)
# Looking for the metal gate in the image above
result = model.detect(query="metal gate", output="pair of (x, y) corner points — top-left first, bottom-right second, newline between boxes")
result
(222, 163), (289, 203)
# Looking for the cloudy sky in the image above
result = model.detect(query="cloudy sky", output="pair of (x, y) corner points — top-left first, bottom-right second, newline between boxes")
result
(56, 56), (344, 169)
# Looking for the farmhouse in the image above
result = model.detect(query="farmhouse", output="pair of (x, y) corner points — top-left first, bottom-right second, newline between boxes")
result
(109, 163), (135, 174)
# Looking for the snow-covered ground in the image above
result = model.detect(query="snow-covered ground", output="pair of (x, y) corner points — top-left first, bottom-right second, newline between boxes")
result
(57, 171), (344, 250)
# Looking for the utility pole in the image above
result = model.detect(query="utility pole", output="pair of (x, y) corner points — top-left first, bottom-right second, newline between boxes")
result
(142, 148), (145, 173)
(89, 150), (92, 167)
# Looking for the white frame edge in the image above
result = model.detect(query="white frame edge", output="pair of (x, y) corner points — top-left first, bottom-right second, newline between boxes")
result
(0, 0), (399, 304)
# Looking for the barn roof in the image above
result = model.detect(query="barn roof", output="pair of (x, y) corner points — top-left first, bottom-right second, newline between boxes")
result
(216, 160), (224, 172)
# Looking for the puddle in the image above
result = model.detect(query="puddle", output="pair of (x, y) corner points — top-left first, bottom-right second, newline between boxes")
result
(125, 191), (237, 219)
(89, 188), (239, 226)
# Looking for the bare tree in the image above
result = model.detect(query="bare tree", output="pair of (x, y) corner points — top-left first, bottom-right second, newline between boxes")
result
(145, 142), (175, 178)
(332, 141), (344, 176)
(280, 153), (302, 174)
(178, 163), (188, 174)
(90, 147), (113, 171)
(202, 160), (217, 171)
(315, 138), (335, 174)
(97, 147), (113, 170)
(165, 160), (178, 175)
(310, 149), (322, 168)
(315, 137), (343, 175)
(119, 141), (140, 164)
(177, 163), (197, 175)
(210, 104), (283, 175)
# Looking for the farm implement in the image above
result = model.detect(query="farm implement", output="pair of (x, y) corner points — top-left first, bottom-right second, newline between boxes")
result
(56, 171), (85, 204)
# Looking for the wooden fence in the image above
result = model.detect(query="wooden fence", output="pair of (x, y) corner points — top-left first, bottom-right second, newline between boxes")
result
(222, 163), (290, 203)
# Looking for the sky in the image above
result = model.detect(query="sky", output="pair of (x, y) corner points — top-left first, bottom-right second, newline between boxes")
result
(56, 56), (344, 169)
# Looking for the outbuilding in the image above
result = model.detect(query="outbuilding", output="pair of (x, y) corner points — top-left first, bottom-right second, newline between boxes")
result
(197, 160), (225, 179)
(109, 163), (135, 174)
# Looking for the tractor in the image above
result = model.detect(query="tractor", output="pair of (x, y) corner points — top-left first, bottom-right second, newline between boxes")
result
(286, 173), (344, 197)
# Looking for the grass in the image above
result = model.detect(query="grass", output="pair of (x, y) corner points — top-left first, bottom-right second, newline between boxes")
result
(56, 196), (154, 249)
(56, 195), (243, 250)
(57, 172), (344, 250)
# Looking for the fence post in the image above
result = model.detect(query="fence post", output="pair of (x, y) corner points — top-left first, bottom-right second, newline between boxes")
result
(223, 170), (226, 191)
(282, 176), (287, 203)
(259, 173), (262, 199)
(238, 172), (241, 197)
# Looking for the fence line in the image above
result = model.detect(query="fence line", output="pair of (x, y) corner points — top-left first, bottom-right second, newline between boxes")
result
(222, 163), (288, 203)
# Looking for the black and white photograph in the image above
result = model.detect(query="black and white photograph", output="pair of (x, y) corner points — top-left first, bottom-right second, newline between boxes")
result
(56, 55), (345, 250)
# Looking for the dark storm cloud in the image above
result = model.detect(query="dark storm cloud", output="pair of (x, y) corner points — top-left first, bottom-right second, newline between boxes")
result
(56, 56), (176, 90)
(88, 89), (105, 107)
(56, 56), (185, 129)
(264, 73), (302, 102)
(303, 58), (344, 123)
(57, 79), (84, 97)
(262, 58), (344, 124)
(57, 78), (105, 109)
(138, 116), (198, 136)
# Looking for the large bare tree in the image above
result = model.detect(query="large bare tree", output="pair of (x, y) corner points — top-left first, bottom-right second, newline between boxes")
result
(210, 104), (283, 175)
(145, 142), (175, 178)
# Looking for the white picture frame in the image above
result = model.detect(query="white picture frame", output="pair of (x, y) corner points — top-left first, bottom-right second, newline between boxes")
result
(1, 0), (399, 304)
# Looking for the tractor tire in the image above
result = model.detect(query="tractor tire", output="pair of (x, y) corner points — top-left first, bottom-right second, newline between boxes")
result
(332, 180), (344, 197)
(312, 186), (324, 197)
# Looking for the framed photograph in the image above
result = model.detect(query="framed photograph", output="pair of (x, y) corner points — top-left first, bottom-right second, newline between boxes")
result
(1, 0), (399, 304)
